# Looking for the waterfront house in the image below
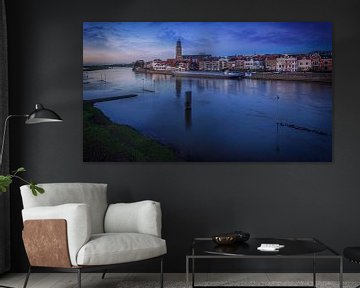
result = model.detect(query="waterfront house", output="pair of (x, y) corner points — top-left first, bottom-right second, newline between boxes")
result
(320, 56), (333, 72)
(310, 53), (322, 71)
(152, 59), (168, 71)
(244, 57), (254, 70)
(227, 57), (245, 71)
(199, 57), (220, 71)
(175, 61), (188, 71)
(219, 57), (229, 71)
(253, 56), (265, 70)
(236, 58), (245, 70)
(166, 59), (177, 66)
(227, 58), (236, 70)
(297, 56), (312, 72)
(276, 54), (297, 72)
(265, 56), (277, 71)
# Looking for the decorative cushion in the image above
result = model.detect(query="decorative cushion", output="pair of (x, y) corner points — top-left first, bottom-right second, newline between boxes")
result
(20, 183), (108, 234)
(76, 233), (167, 266)
(344, 247), (360, 263)
(22, 204), (91, 266)
(105, 201), (162, 237)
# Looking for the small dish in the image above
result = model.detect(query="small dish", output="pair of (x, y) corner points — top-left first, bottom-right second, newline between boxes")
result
(212, 233), (237, 245)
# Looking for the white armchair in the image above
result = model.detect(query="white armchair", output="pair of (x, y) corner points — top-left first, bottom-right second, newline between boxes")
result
(20, 183), (166, 288)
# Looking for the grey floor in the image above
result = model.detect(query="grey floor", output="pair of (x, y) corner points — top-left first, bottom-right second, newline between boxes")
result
(0, 273), (359, 288)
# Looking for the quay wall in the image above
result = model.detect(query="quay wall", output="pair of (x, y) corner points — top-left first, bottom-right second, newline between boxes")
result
(134, 68), (332, 83)
(250, 72), (332, 83)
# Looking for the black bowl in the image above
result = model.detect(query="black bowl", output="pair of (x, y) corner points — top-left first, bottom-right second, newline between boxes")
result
(233, 230), (250, 242)
(212, 234), (237, 245)
(212, 231), (250, 246)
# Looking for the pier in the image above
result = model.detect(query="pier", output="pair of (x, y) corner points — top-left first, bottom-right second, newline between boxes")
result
(84, 94), (138, 104)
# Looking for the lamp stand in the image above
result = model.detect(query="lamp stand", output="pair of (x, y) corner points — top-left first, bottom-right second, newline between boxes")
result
(0, 114), (28, 168)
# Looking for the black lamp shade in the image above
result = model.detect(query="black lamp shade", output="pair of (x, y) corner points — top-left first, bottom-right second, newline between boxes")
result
(25, 104), (63, 124)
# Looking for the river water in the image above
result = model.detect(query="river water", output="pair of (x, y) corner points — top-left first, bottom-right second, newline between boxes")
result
(83, 67), (332, 161)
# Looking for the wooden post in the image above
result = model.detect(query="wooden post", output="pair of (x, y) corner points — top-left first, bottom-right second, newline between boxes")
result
(185, 91), (192, 110)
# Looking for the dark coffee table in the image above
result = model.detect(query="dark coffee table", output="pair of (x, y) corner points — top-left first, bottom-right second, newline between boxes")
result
(186, 237), (342, 288)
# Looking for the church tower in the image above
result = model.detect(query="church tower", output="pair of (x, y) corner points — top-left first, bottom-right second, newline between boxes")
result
(176, 40), (182, 60)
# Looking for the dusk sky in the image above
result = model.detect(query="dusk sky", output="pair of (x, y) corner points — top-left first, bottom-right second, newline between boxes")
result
(83, 22), (332, 65)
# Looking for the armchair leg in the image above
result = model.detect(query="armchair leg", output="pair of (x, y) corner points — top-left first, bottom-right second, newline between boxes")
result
(101, 270), (107, 279)
(23, 266), (31, 288)
(77, 269), (81, 288)
(160, 257), (164, 288)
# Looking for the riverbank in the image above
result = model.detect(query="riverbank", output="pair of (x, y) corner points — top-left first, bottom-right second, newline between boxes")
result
(133, 67), (172, 76)
(84, 94), (137, 104)
(83, 102), (179, 162)
(249, 72), (332, 83)
(133, 67), (332, 83)
(134, 67), (236, 79)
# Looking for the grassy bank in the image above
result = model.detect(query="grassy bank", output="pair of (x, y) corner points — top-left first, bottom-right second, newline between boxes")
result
(83, 103), (179, 162)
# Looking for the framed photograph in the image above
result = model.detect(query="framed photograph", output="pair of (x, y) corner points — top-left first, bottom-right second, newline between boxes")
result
(83, 22), (332, 162)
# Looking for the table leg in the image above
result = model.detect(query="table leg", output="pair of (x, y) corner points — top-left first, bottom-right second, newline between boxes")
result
(192, 257), (195, 288)
(186, 257), (189, 288)
(339, 257), (343, 288)
(192, 246), (195, 288)
(313, 254), (316, 287)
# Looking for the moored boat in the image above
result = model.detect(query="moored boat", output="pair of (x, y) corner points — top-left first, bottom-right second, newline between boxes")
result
(173, 71), (243, 79)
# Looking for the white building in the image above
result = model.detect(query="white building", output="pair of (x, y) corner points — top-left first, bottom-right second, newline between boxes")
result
(152, 60), (167, 71)
(200, 59), (220, 71)
(244, 58), (254, 70)
(253, 60), (264, 70)
(219, 57), (228, 71)
(297, 57), (312, 72)
(276, 55), (297, 72)
(175, 62), (187, 71)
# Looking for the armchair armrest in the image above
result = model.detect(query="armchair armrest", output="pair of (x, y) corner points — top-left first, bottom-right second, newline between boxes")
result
(22, 203), (91, 266)
(104, 200), (162, 237)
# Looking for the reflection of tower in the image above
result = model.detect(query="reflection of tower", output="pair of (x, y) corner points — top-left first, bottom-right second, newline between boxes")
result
(275, 95), (280, 153)
(175, 78), (182, 97)
(176, 40), (182, 60)
(184, 91), (192, 129)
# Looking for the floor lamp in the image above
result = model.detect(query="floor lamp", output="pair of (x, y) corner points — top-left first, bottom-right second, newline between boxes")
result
(0, 103), (62, 288)
(0, 103), (63, 167)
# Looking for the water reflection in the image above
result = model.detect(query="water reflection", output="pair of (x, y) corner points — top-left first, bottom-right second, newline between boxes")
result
(276, 123), (281, 153)
(83, 68), (332, 161)
(185, 109), (192, 130)
(176, 78), (182, 98)
(184, 91), (192, 130)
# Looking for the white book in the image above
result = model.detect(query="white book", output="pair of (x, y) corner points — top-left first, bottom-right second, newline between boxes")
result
(257, 243), (285, 251)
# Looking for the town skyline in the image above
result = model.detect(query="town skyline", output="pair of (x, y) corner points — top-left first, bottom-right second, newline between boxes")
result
(83, 22), (332, 65)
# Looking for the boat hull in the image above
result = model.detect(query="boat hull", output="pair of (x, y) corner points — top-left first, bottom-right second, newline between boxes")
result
(173, 71), (243, 79)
